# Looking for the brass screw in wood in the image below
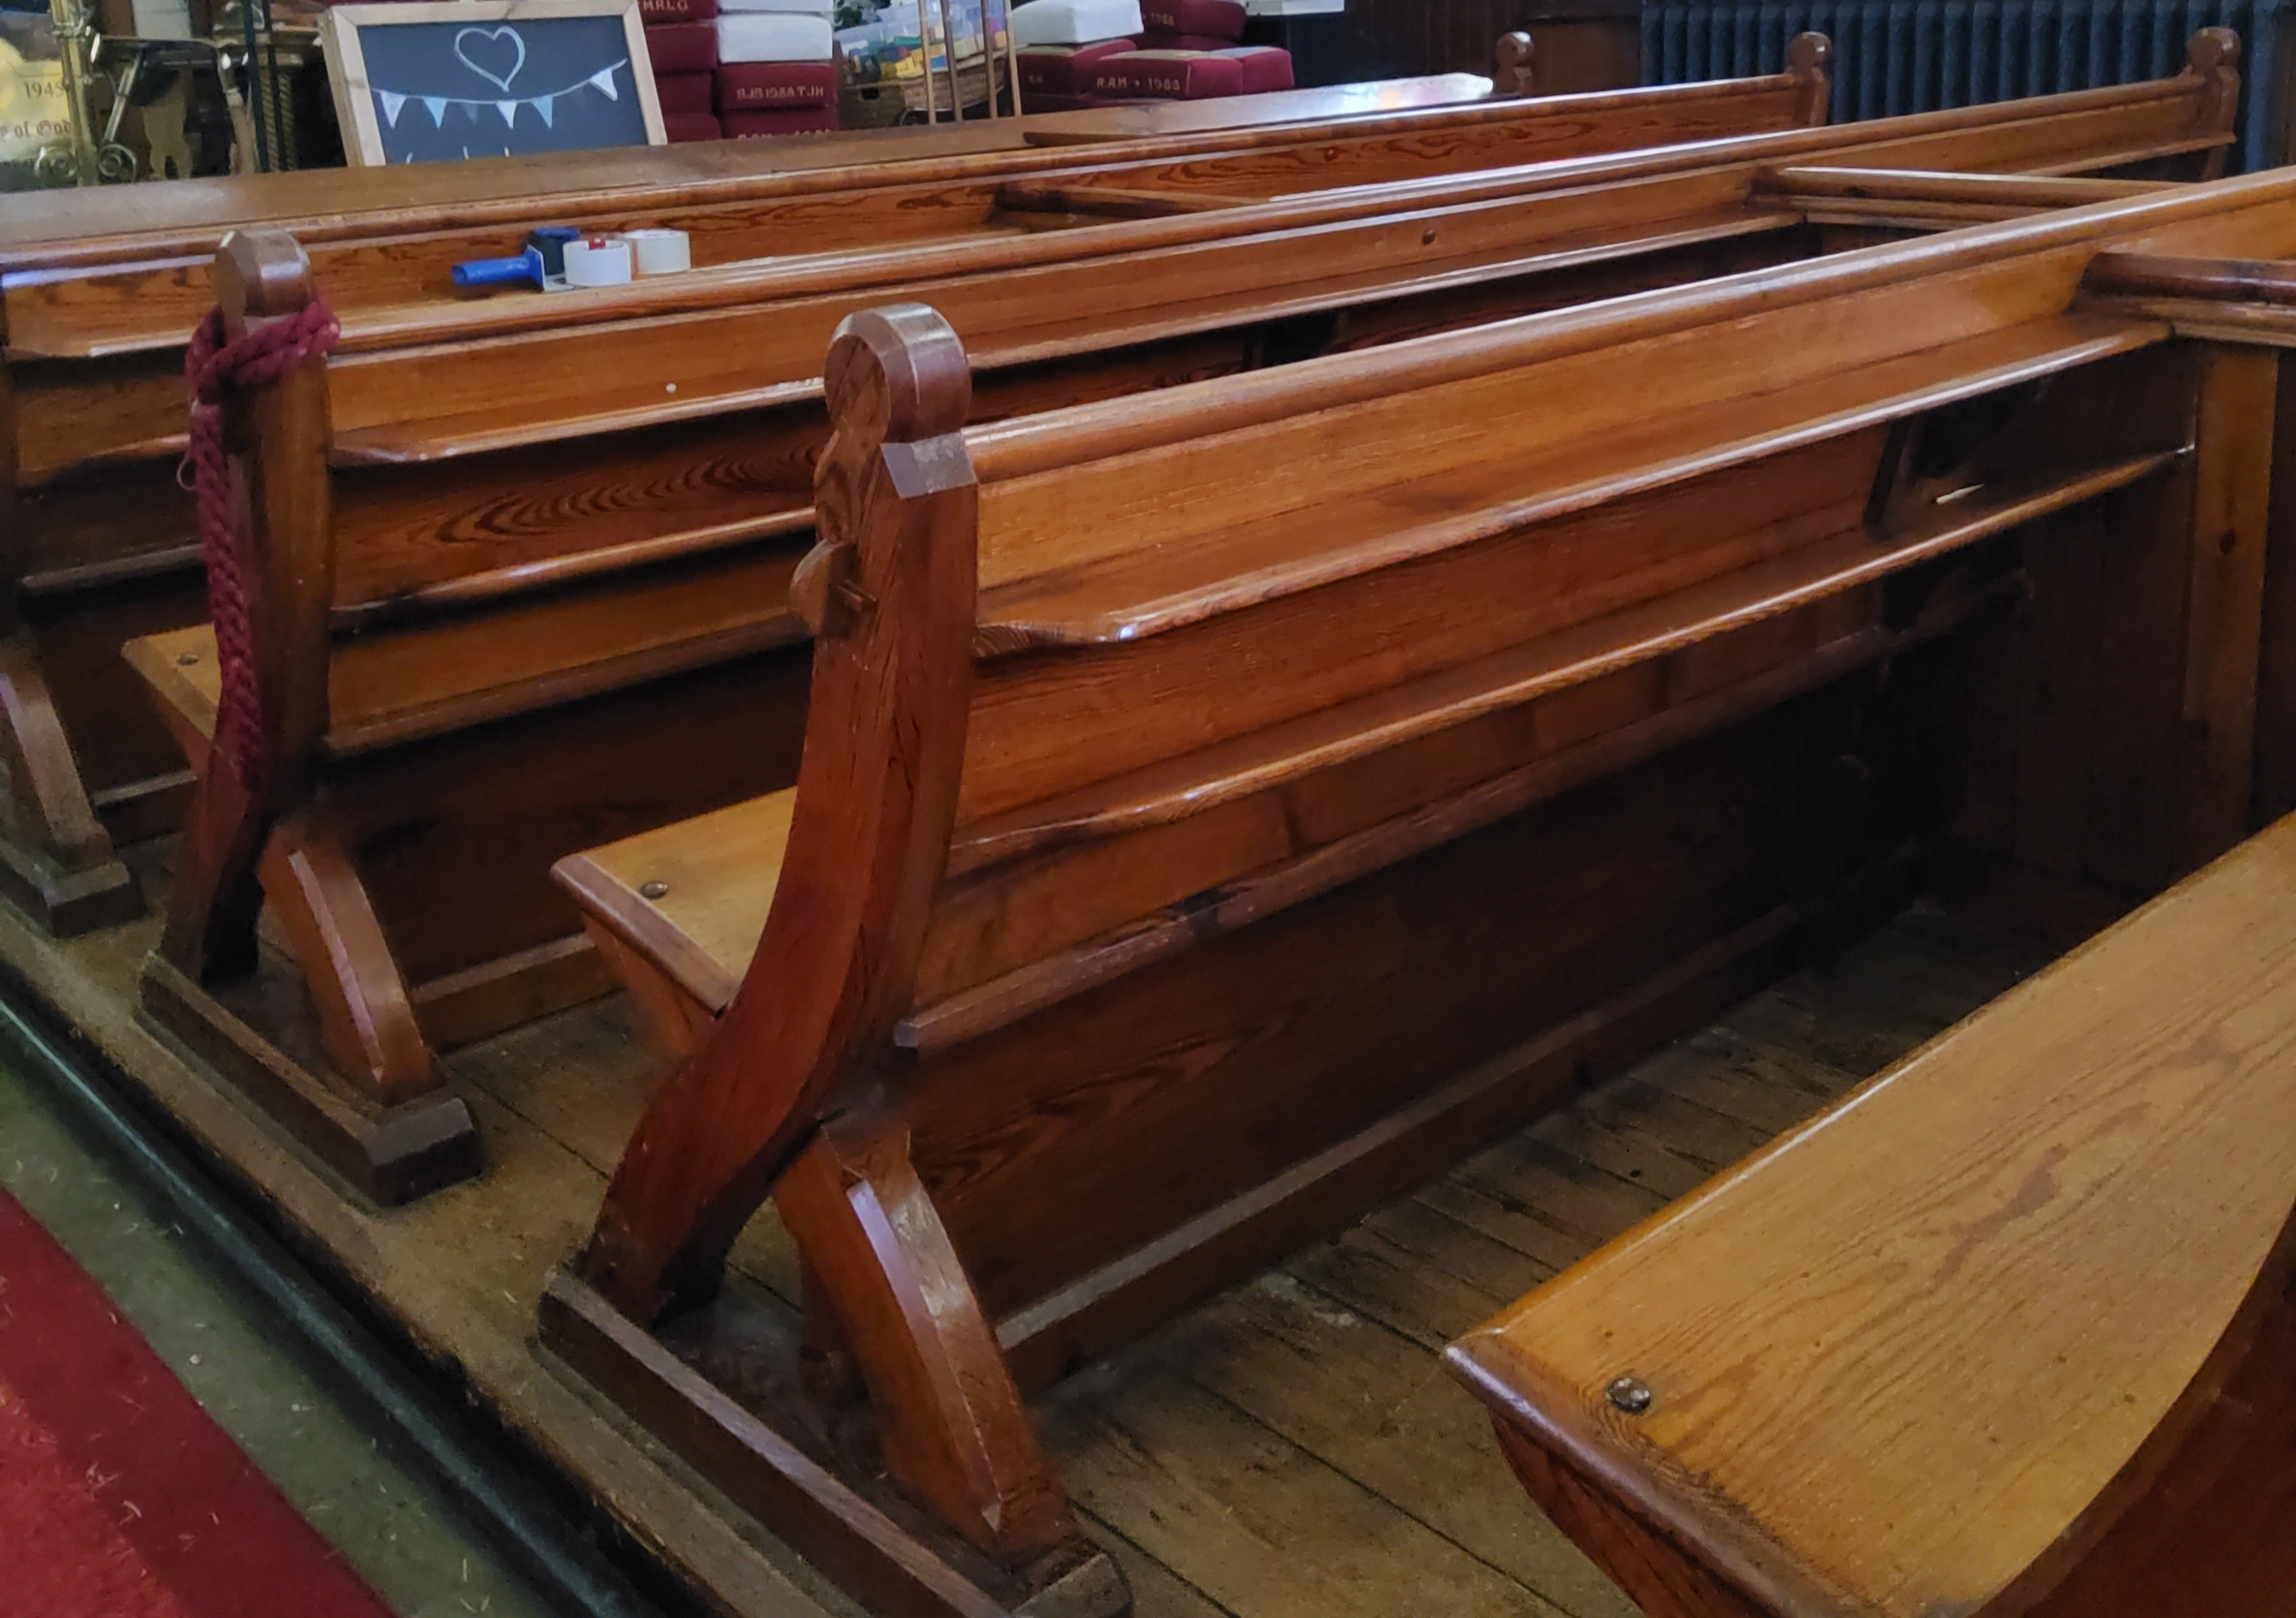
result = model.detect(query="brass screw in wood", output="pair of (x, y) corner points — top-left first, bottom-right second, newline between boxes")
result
(1606, 1376), (1653, 1414)
(639, 881), (670, 901)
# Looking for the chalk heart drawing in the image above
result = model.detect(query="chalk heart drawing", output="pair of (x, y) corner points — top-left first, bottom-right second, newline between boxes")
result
(454, 26), (527, 93)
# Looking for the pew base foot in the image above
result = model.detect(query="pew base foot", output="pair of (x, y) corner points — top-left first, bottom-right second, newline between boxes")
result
(0, 833), (143, 938)
(139, 952), (483, 1205)
(538, 1268), (1132, 1618)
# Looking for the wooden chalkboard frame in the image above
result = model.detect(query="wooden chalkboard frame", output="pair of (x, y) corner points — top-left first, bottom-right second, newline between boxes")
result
(321, 0), (667, 167)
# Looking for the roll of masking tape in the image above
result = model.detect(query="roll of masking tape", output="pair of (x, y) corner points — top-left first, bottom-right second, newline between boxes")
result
(561, 236), (634, 288)
(622, 228), (692, 276)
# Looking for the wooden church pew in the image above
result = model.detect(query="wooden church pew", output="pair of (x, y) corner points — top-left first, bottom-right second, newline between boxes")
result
(112, 88), (2234, 1202)
(528, 164), (2296, 1618)
(1447, 813), (2296, 1618)
(9, 34), (2236, 944)
(0, 41), (1842, 938)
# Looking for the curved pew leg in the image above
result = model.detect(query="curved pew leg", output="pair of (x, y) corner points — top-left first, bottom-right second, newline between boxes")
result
(259, 812), (441, 1109)
(146, 793), (478, 1203)
(0, 638), (140, 934)
(773, 1110), (1072, 1565)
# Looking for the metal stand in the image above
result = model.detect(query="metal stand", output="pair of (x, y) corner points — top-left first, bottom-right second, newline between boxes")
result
(33, 0), (137, 185)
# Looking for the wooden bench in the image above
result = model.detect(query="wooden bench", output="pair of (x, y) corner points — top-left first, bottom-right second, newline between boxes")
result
(15, 34), (2239, 955)
(0, 45), (1843, 939)
(118, 73), (2234, 1201)
(1447, 812), (2296, 1618)
(526, 157), (2296, 1617)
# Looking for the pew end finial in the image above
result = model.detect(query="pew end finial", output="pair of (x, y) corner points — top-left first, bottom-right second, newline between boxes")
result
(1495, 31), (1536, 97)
(2189, 24), (2242, 78)
(214, 230), (315, 339)
(2184, 27), (2244, 176)
(824, 300), (974, 448)
(1788, 31), (1833, 126)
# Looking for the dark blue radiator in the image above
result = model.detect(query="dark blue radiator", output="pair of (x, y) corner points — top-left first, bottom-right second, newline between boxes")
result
(1642, 0), (2286, 171)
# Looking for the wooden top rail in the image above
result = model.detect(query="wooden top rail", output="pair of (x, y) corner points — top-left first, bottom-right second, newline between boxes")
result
(0, 74), (1500, 266)
(0, 57), (1834, 369)
(2077, 246), (2296, 348)
(1763, 166), (2172, 206)
(4, 29), (2232, 371)
(0, 55), (1810, 281)
(318, 60), (2229, 368)
(231, 75), (2247, 492)
(2086, 247), (2296, 301)
(178, 159), (2291, 756)
(1447, 813), (2296, 1618)
(962, 156), (2296, 487)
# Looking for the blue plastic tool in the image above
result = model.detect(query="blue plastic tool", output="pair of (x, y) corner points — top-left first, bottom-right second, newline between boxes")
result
(452, 226), (582, 291)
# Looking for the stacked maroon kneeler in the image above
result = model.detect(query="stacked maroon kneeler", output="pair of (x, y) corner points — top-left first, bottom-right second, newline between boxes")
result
(655, 71), (715, 114)
(1137, 0), (1246, 39)
(647, 20), (719, 70)
(716, 60), (838, 112)
(1018, 37), (1136, 102)
(717, 60), (838, 136)
(643, 0), (723, 139)
(1089, 42), (1290, 100)
(1211, 44), (1293, 94)
(724, 107), (843, 135)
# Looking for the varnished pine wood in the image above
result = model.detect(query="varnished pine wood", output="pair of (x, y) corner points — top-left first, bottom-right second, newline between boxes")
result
(547, 167), (2296, 1611)
(1451, 815), (2296, 1618)
(580, 307), (980, 1322)
(773, 1111), (1070, 1562)
(159, 231), (335, 984)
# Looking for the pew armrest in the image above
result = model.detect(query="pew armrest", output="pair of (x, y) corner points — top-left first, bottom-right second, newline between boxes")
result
(551, 789), (797, 1020)
(121, 625), (221, 765)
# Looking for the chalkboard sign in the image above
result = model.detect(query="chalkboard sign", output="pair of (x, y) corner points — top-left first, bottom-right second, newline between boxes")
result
(322, 0), (665, 166)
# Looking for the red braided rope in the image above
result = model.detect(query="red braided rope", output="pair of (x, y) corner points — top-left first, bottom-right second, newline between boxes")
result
(184, 297), (338, 792)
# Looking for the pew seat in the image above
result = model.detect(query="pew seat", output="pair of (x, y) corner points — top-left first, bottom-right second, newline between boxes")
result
(121, 626), (220, 758)
(1446, 814), (2296, 1618)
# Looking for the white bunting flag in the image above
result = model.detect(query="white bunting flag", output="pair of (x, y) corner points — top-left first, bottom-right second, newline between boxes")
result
(496, 99), (518, 125)
(422, 96), (448, 125)
(589, 63), (621, 100)
(534, 95), (555, 127)
(377, 90), (406, 126)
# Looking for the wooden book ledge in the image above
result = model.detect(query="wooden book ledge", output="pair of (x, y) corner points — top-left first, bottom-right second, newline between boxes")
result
(1448, 815), (2296, 1618)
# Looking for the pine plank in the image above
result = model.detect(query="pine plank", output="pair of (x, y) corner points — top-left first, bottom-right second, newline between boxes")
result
(1447, 1132), (1671, 1249)
(1041, 1364), (1574, 1618)
(1155, 1278), (1642, 1618)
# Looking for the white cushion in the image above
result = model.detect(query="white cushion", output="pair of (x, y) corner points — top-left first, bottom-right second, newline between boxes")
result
(714, 11), (835, 60)
(1011, 0), (1145, 48)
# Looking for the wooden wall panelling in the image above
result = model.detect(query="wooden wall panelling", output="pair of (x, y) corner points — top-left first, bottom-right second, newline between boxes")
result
(2255, 352), (2296, 826)
(1342, 0), (1641, 94)
(2171, 342), (2277, 873)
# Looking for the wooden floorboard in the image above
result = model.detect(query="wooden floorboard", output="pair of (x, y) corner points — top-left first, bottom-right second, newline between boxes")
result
(0, 836), (2080, 1618)
(1070, 897), (2064, 1618)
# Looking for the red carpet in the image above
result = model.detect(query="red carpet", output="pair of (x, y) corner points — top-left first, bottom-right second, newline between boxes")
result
(0, 1190), (396, 1618)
